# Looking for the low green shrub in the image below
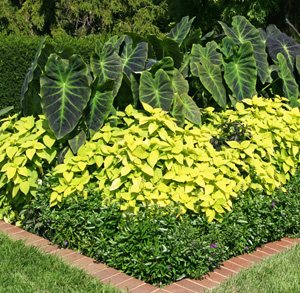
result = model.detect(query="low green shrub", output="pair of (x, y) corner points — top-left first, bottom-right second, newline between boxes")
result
(48, 96), (300, 222)
(20, 167), (300, 286)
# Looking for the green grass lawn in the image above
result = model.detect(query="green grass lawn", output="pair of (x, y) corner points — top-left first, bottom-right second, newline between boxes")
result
(208, 243), (300, 293)
(0, 231), (124, 293)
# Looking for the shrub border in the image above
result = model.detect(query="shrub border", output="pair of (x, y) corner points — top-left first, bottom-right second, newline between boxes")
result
(1, 220), (299, 292)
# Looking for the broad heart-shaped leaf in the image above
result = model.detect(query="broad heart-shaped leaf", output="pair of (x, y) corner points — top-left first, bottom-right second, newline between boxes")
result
(147, 35), (183, 68)
(41, 54), (91, 139)
(166, 16), (195, 45)
(139, 69), (174, 112)
(224, 42), (257, 102)
(0, 106), (13, 117)
(266, 32), (300, 72)
(180, 54), (190, 78)
(131, 72), (140, 107)
(172, 68), (189, 96)
(91, 41), (123, 97)
(286, 18), (300, 43)
(20, 37), (54, 116)
(171, 93), (185, 127)
(108, 35), (126, 54)
(180, 93), (201, 125)
(190, 41), (223, 77)
(68, 131), (86, 154)
(277, 53), (299, 104)
(197, 58), (227, 109)
(296, 55), (300, 75)
(114, 73), (134, 110)
(120, 36), (148, 78)
(181, 28), (202, 52)
(85, 78), (114, 133)
(221, 37), (239, 58)
(150, 57), (174, 79)
(219, 16), (270, 84)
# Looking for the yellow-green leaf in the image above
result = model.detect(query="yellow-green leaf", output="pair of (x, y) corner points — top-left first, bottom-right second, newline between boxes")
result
(147, 150), (159, 168)
(7, 167), (16, 180)
(26, 148), (36, 160)
(20, 181), (30, 195)
(141, 164), (154, 177)
(63, 171), (74, 182)
(110, 178), (122, 191)
(43, 135), (56, 148)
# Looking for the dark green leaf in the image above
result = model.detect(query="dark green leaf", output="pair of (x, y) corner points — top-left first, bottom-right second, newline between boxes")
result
(179, 54), (190, 78)
(20, 37), (54, 116)
(68, 131), (86, 154)
(190, 42), (223, 76)
(172, 68), (189, 96)
(221, 37), (239, 58)
(180, 93), (201, 125)
(224, 42), (257, 102)
(120, 36), (148, 78)
(277, 53), (299, 104)
(114, 73), (133, 110)
(166, 16), (195, 45)
(108, 35), (126, 54)
(266, 32), (300, 72)
(86, 78), (114, 132)
(41, 54), (91, 139)
(219, 16), (270, 84)
(150, 57), (174, 78)
(91, 41), (123, 97)
(139, 69), (174, 111)
(197, 57), (227, 109)
(171, 93), (184, 127)
(181, 29), (202, 51)
(131, 73), (140, 107)
(296, 55), (300, 75)
(286, 18), (300, 43)
(147, 35), (183, 68)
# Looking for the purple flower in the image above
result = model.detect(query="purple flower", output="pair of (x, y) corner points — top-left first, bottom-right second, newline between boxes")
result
(245, 246), (249, 250)
(193, 239), (196, 242)
(210, 242), (217, 248)
(208, 258), (211, 261)
(47, 219), (50, 223)
(191, 244), (194, 247)
(272, 202), (275, 206)
(167, 265), (171, 269)
(64, 241), (68, 245)
(213, 251), (215, 254)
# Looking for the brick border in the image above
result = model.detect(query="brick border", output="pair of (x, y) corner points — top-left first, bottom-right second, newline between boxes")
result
(1, 220), (299, 292)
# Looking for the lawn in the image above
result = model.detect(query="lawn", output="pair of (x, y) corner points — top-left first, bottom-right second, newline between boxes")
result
(208, 243), (300, 292)
(0, 231), (123, 293)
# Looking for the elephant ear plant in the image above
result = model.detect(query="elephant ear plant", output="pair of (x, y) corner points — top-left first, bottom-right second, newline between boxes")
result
(19, 16), (203, 161)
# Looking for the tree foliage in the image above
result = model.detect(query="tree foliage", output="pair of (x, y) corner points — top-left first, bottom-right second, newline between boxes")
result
(0, 0), (168, 37)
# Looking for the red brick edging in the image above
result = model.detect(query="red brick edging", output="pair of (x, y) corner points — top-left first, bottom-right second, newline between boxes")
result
(1, 220), (299, 292)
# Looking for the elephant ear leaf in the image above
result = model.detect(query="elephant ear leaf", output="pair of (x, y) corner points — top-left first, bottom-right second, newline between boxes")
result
(277, 53), (299, 105)
(224, 42), (257, 102)
(139, 69), (174, 112)
(120, 36), (148, 78)
(197, 57), (227, 109)
(266, 31), (300, 72)
(180, 93), (201, 125)
(172, 68), (189, 96)
(190, 41), (223, 76)
(85, 78), (115, 133)
(91, 41), (123, 97)
(20, 37), (54, 116)
(296, 55), (300, 75)
(68, 131), (86, 154)
(41, 54), (91, 140)
(219, 16), (270, 84)
(286, 18), (300, 43)
(171, 93), (185, 127)
(147, 35), (183, 68)
(166, 16), (195, 45)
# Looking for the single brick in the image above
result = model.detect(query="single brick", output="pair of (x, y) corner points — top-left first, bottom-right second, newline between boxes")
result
(130, 283), (159, 293)
(259, 246), (279, 256)
(100, 272), (132, 286)
(175, 279), (207, 292)
(117, 278), (147, 291)
(251, 250), (270, 259)
(2, 226), (24, 235)
(238, 253), (261, 264)
(71, 256), (97, 270)
(92, 268), (121, 280)
(161, 283), (195, 293)
(213, 267), (237, 278)
(191, 277), (219, 289)
(62, 252), (86, 264)
(226, 257), (252, 269)
(221, 261), (243, 273)
(82, 262), (107, 274)
(205, 272), (228, 284)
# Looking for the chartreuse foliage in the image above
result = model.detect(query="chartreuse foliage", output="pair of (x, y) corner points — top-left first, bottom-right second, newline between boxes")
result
(49, 96), (300, 222)
(0, 114), (57, 220)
